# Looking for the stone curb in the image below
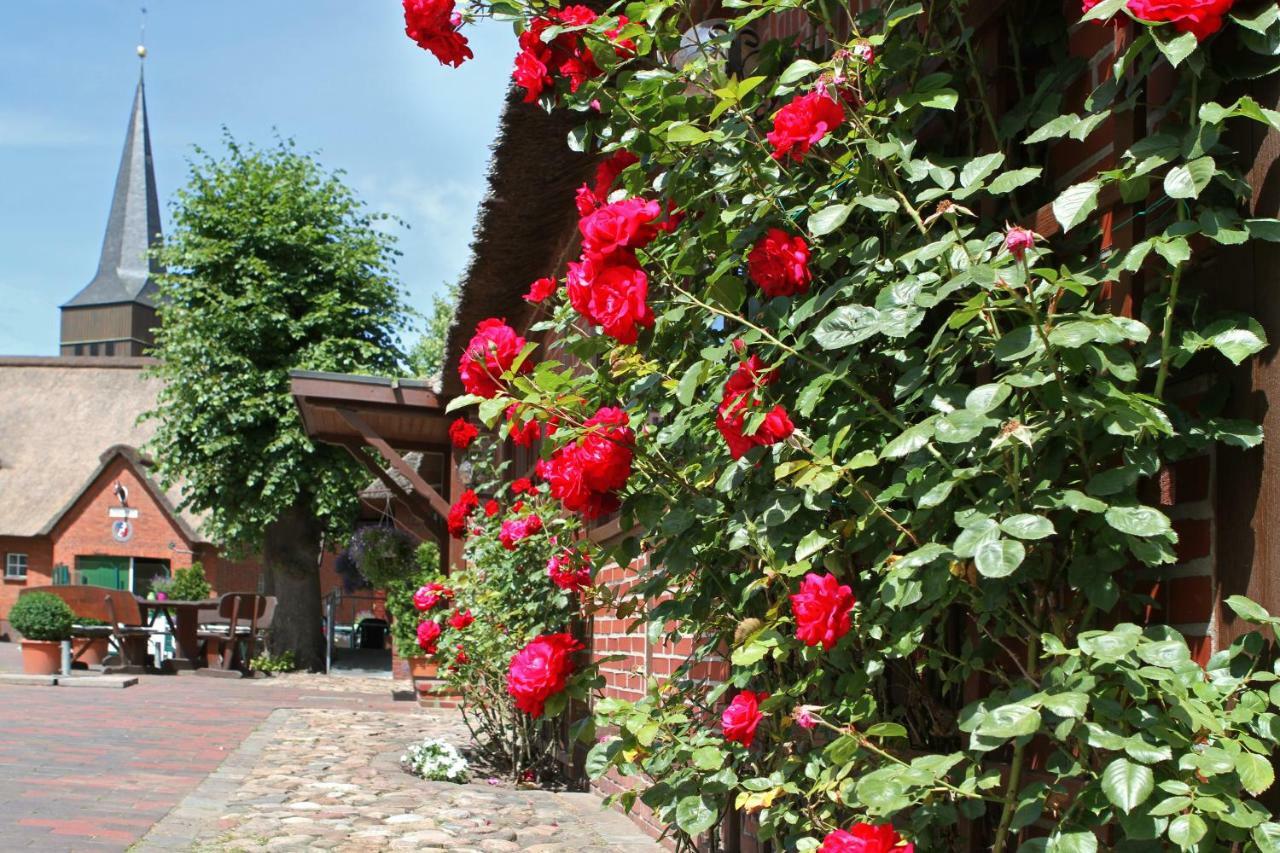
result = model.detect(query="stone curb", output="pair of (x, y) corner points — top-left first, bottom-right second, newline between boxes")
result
(129, 706), (294, 851)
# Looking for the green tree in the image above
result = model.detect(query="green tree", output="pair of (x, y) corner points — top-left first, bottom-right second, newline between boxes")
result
(146, 136), (408, 670)
(407, 283), (458, 380)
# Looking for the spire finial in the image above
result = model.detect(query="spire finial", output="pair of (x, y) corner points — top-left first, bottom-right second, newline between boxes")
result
(136, 6), (147, 60)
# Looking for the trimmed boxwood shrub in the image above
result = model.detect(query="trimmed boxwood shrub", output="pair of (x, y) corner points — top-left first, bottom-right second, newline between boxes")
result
(9, 593), (75, 641)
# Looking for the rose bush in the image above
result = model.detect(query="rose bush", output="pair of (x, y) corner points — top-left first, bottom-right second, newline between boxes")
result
(422, 0), (1280, 849)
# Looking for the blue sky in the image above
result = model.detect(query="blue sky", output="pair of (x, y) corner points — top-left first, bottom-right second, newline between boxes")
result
(0, 1), (517, 355)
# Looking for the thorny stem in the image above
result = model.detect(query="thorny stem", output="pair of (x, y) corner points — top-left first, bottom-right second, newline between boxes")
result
(991, 634), (1039, 853)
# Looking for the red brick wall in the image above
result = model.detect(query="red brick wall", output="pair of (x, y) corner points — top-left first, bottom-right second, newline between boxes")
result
(0, 535), (53, 638)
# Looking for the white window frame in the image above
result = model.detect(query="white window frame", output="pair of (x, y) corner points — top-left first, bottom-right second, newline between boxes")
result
(5, 553), (28, 580)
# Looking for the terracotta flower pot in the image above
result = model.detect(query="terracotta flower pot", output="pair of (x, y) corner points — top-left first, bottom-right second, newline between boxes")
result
(74, 637), (109, 666)
(408, 656), (439, 679)
(20, 640), (62, 675)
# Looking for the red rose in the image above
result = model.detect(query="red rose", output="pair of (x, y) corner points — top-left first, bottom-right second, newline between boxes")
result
(819, 824), (913, 853)
(547, 548), (593, 592)
(414, 582), (453, 611)
(513, 48), (553, 103)
(567, 255), (654, 345)
(722, 690), (767, 747)
(506, 405), (542, 448)
(458, 319), (531, 398)
(1004, 226), (1036, 260)
(1085, 0), (1232, 40)
(507, 632), (583, 717)
(512, 6), (613, 102)
(525, 276), (558, 303)
(447, 490), (480, 538)
(499, 515), (544, 550)
(454, 644), (469, 665)
(449, 418), (479, 450)
(403, 0), (473, 68)
(717, 357), (795, 460)
(790, 572), (856, 651)
(511, 477), (535, 495)
(579, 197), (662, 258)
(576, 406), (635, 493)
(592, 150), (639, 202)
(748, 229), (812, 298)
(484, 499), (500, 517)
(767, 91), (845, 162)
(416, 619), (442, 653)
(448, 609), (474, 630)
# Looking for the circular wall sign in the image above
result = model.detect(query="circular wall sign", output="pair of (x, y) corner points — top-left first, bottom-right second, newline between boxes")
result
(111, 519), (133, 543)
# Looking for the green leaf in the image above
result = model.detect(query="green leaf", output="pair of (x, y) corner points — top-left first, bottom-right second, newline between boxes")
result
(1052, 181), (1101, 233)
(691, 745), (725, 771)
(584, 738), (619, 778)
(974, 538), (1026, 578)
(1081, 0), (1125, 21)
(809, 203), (853, 236)
(994, 326), (1046, 362)
(676, 362), (702, 406)
(1102, 758), (1154, 814)
(960, 153), (1004, 188)
(1040, 692), (1088, 718)
(1163, 156), (1216, 199)
(1210, 326), (1267, 365)
(935, 410), (995, 444)
(881, 422), (934, 459)
(1237, 751), (1275, 796)
(965, 383), (1011, 414)
(1168, 814), (1207, 848)
(976, 702), (1041, 738)
(1047, 832), (1098, 853)
(1226, 595), (1278, 624)
(1252, 822), (1280, 853)
(778, 59), (821, 85)
(1104, 505), (1173, 538)
(1027, 114), (1080, 144)
(853, 195), (901, 214)
(865, 722), (908, 738)
(796, 530), (833, 562)
(988, 167), (1043, 195)
(813, 304), (881, 349)
(1000, 514), (1055, 540)
(675, 794), (719, 836)
(1153, 28), (1198, 68)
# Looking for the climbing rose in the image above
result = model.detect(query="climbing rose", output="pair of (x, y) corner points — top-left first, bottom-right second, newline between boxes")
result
(579, 197), (662, 258)
(512, 5), (628, 101)
(449, 418), (479, 450)
(566, 254), (654, 345)
(402, 0), (473, 67)
(507, 405), (542, 448)
(722, 690), (767, 747)
(547, 549), (593, 592)
(511, 477), (535, 495)
(767, 91), (845, 162)
(593, 150), (639, 202)
(507, 632), (583, 717)
(446, 490), (479, 538)
(416, 619), (442, 652)
(748, 229), (812, 298)
(448, 609), (474, 630)
(717, 356), (795, 460)
(525, 276), (558, 303)
(1083, 0), (1232, 40)
(414, 582), (453, 612)
(818, 824), (914, 853)
(499, 515), (544, 550)
(512, 48), (553, 103)
(853, 41), (875, 63)
(794, 706), (817, 729)
(790, 572), (856, 651)
(1004, 226), (1037, 260)
(484, 499), (500, 517)
(458, 319), (530, 398)
(540, 406), (634, 518)
(453, 645), (469, 665)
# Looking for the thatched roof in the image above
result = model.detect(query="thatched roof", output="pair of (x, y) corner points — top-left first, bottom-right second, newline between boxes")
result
(440, 86), (594, 398)
(0, 357), (205, 540)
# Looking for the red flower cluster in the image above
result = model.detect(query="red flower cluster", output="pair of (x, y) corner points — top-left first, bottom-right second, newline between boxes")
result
(458, 319), (530, 398)
(402, 0), (473, 68)
(416, 619), (442, 653)
(566, 197), (663, 344)
(1082, 0), (1232, 40)
(484, 499), (500, 517)
(790, 572), (856, 651)
(449, 417), (479, 450)
(1004, 226), (1037, 260)
(537, 406), (634, 518)
(748, 228), (812, 299)
(511, 477), (535, 495)
(818, 824), (914, 853)
(499, 514), (544, 550)
(722, 690), (767, 747)
(525, 276), (558, 303)
(507, 405), (542, 448)
(767, 91), (845, 162)
(507, 632), (583, 717)
(716, 356), (796, 459)
(413, 582), (454, 612)
(511, 6), (634, 103)
(448, 609), (474, 630)
(447, 489), (480, 538)
(547, 548), (593, 593)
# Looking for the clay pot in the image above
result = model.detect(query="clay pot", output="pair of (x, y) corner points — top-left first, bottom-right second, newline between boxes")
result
(20, 640), (61, 675)
(407, 656), (439, 679)
(74, 637), (109, 666)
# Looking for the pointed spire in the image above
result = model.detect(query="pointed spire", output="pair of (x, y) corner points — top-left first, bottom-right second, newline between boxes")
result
(62, 72), (164, 308)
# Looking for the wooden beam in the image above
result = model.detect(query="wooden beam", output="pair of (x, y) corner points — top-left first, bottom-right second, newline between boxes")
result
(339, 440), (438, 526)
(336, 408), (452, 519)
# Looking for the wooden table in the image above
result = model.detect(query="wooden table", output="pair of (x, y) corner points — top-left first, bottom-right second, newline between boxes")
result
(138, 598), (219, 670)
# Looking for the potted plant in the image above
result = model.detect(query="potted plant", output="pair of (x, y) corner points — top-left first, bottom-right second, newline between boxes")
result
(386, 541), (446, 683)
(9, 593), (75, 675)
(168, 563), (211, 600)
(70, 617), (110, 665)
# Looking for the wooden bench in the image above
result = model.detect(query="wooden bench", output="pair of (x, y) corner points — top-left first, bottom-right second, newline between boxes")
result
(198, 593), (272, 672)
(18, 585), (151, 671)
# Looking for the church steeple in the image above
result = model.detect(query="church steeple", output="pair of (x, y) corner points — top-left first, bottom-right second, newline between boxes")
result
(60, 70), (165, 357)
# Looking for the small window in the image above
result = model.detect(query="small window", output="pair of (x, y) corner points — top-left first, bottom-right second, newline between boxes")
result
(74, 344), (84, 356)
(5, 554), (28, 580)
(88, 343), (99, 356)
(104, 342), (115, 356)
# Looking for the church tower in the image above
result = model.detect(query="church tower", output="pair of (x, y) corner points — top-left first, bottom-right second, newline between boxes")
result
(59, 69), (164, 357)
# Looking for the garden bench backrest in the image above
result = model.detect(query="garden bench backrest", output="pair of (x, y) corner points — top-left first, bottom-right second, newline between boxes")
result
(218, 593), (267, 636)
(102, 589), (145, 627)
(19, 585), (114, 623)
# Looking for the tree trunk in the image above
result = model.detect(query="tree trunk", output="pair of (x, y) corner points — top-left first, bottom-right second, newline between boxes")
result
(262, 501), (326, 672)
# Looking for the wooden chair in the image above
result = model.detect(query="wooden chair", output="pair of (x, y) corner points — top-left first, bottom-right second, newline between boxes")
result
(197, 593), (267, 671)
(18, 586), (150, 670)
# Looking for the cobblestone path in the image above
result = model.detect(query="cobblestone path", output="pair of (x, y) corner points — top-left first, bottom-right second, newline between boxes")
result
(139, 708), (661, 852)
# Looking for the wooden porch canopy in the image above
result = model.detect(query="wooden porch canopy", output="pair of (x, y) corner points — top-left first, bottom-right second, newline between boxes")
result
(289, 371), (458, 545)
